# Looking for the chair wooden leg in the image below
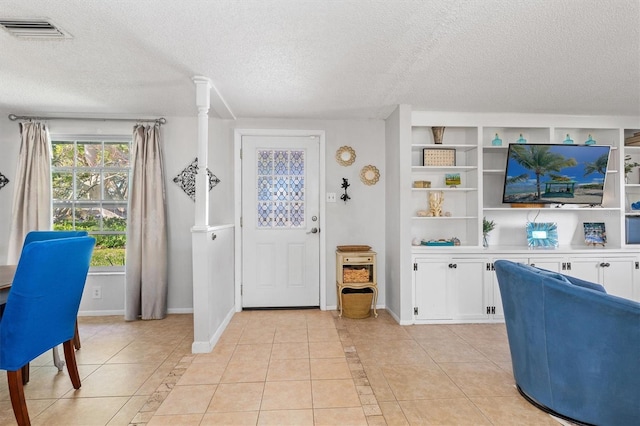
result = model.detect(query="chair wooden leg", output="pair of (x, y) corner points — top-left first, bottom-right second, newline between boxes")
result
(7, 369), (30, 426)
(21, 364), (29, 385)
(63, 340), (81, 389)
(73, 320), (81, 350)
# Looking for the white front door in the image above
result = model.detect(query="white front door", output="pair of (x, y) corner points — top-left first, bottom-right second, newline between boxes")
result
(241, 135), (320, 307)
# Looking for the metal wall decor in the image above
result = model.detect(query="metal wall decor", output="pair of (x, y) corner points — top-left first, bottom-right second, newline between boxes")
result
(0, 172), (8, 190)
(173, 157), (220, 201)
(340, 178), (350, 203)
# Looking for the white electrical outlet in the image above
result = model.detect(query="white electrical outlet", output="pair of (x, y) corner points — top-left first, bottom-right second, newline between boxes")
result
(326, 192), (337, 202)
(92, 286), (102, 299)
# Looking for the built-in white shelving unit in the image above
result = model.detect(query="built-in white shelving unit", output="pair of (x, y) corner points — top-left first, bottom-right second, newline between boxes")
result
(399, 112), (640, 324)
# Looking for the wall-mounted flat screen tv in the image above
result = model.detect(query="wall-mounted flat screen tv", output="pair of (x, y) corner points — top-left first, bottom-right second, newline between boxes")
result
(502, 144), (611, 205)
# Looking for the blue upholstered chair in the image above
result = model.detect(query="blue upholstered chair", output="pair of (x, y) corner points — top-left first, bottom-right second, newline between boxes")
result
(23, 231), (88, 351)
(0, 236), (95, 426)
(23, 230), (89, 247)
(494, 260), (640, 426)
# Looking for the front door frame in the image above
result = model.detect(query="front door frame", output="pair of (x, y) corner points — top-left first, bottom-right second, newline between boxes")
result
(234, 128), (326, 312)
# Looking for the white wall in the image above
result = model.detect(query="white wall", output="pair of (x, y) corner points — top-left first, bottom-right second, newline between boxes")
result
(0, 112), (386, 314)
(384, 105), (412, 323)
(223, 118), (387, 309)
(0, 113), (21, 260)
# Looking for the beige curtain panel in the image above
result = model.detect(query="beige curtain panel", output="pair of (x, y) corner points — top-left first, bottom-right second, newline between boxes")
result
(125, 124), (168, 320)
(7, 122), (52, 264)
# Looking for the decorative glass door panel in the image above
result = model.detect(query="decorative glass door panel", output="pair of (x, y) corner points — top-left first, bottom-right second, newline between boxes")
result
(256, 149), (305, 228)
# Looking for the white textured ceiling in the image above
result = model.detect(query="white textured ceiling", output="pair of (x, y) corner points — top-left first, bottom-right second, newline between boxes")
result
(0, 0), (638, 120)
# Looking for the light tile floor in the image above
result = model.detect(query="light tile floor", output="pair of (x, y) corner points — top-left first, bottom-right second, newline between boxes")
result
(0, 310), (567, 425)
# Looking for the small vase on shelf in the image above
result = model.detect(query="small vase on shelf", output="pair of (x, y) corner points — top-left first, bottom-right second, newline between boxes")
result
(482, 217), (495, 248)
(431, 127), (445, 144)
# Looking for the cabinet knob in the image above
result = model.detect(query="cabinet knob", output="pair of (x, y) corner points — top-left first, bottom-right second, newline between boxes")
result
(448, 263), (457, 269)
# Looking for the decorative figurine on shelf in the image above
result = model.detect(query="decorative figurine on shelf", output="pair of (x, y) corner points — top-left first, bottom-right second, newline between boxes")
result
(340, 178), (350, 203)
(563, 134), (574, 144)
(428, 191), (444, 217)
(483, 217), (496, 248)
(431, 126), (445, 144)
(584, 134), (596, 145)
(516, 133), (527, 144)
(491, 133), (502, 146)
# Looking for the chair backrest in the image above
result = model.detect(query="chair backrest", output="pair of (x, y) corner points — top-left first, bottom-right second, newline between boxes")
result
(22, 230), (89, 252)
(0, 236), (95, 371)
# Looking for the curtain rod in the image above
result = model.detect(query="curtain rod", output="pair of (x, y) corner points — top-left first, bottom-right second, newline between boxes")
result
(8, 114), (167, 125)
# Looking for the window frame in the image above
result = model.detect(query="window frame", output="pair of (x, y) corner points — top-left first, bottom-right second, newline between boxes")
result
(50, 133), (132, 272)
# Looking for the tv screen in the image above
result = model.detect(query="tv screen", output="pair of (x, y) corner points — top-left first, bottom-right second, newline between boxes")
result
(502, 143), (611, 205)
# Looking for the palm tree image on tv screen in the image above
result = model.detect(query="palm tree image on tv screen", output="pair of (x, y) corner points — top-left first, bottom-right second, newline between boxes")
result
(502, 144), (611, 205)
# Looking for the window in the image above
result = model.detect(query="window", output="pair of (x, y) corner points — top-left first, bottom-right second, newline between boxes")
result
(51, 137), (131, 267)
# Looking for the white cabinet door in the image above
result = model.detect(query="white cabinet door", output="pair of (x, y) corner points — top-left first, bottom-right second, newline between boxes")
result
(601, 257), (636, 300)
(414, 259), (451, 320)
(566, 257), (601, 283)
(568, 257), (637, 300)
(528, 258), (564, 273)
(450, 259), (487, 320)
(489, 271), (504, 320)
(491, 257), (532, 320)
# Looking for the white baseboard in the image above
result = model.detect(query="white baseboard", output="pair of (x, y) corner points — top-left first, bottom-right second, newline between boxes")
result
(78, 308), (194, 317)
(77, 310), (123, 316)
(191, 306), (235, 353)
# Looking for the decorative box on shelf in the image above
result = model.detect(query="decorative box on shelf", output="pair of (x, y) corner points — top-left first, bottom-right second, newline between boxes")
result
(625, 132), (640, 146)
(422, 239), (455, 246)
(423, 148), (456, 166)
(413, 180), (432, 188)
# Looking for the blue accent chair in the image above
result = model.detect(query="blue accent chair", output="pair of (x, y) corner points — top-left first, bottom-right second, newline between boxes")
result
(494, 260), (640, 426)
(0, 236), (95, 426)
(23, 231), (88, 350)
(23, 230), (89, 247)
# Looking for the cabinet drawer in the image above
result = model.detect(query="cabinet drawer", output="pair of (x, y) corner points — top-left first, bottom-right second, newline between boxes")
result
(343, 256), (374, 263)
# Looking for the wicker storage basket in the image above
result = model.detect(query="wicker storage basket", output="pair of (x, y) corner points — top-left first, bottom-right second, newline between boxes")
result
(342, 288), (373, 319)
(343, 267), (370, 283)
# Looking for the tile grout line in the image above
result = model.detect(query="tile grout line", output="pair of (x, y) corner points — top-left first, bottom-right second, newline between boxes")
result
(128, 347), (194, 425)
(130, 312), (385, 425)
(333, 312), (386, 424)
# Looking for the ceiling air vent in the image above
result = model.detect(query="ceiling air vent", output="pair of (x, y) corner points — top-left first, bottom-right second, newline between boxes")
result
(0, 19), (71, 39)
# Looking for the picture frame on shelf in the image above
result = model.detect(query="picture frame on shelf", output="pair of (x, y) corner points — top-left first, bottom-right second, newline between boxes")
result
(423, 148), (455, 166)
(526, 222), (559, 249)
(583, 222), (606, 247)
(445, 173), (461, 187)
